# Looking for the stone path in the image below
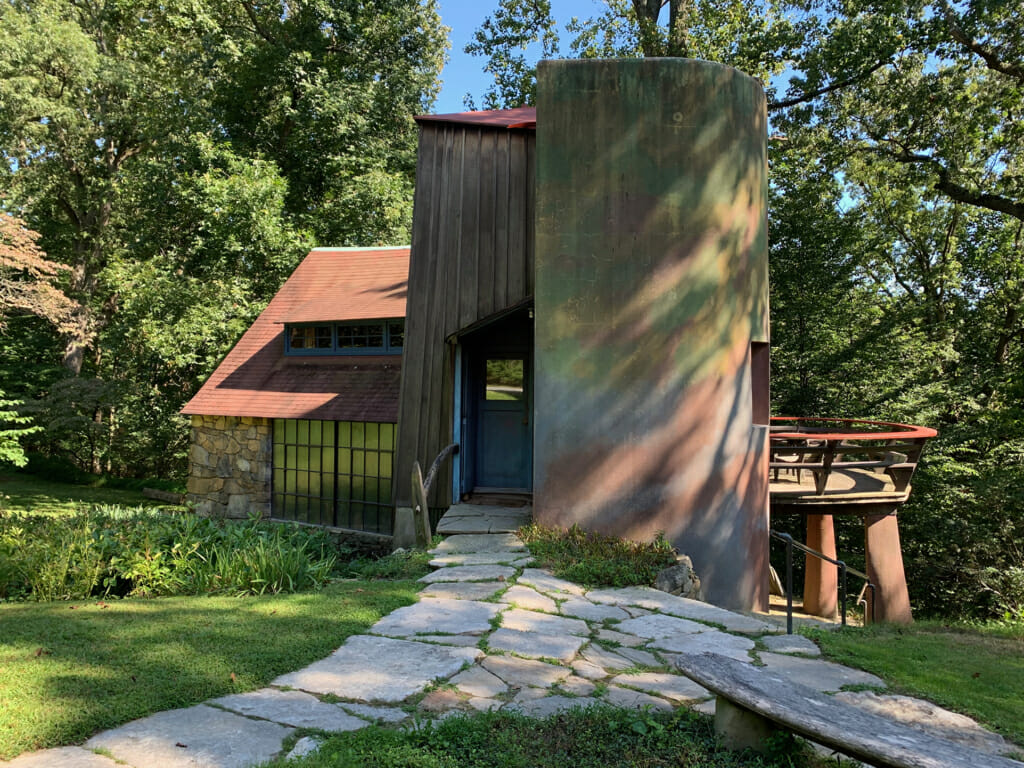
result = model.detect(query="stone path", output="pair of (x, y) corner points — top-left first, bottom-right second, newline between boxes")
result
(4, 532), (1019, 767)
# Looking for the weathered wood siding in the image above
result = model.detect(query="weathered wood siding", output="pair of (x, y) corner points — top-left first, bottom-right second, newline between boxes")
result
(393, 122), (535, 508)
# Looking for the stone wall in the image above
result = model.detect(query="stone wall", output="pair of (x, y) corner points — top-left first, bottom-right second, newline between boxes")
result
(187, 415), (272, 518)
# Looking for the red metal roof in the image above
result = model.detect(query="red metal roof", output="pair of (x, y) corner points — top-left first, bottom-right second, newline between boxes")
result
(415, 106), (536, 130)
(181, 247), (409, 422)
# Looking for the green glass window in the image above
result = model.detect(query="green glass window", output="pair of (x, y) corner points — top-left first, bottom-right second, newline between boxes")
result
(271, 419), (396, 534)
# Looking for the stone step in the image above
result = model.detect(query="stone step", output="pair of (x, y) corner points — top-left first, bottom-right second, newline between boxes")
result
(435, 503), (532, 535)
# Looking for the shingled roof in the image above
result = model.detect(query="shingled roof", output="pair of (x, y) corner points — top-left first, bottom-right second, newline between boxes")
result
(181, 246), (409, 422)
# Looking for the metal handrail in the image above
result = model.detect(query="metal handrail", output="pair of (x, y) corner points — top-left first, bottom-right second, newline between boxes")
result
(769, 529), (876, 634)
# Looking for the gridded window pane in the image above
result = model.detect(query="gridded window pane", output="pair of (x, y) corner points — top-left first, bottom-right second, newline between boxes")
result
(272, 418), (395, 534)
(388, 321), (404, 349)
(338, 324), (385, 349)
(290, 325), (333, 350)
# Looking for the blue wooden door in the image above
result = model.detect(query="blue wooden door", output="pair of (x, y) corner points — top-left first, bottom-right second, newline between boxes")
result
(474, 355), (532, 490)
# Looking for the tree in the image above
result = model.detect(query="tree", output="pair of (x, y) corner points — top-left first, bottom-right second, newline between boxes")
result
(0, 212), (76, 333)
(466, 0), (793, 108)
(0, 0), (447, 477)
(0, 390), (39, 467)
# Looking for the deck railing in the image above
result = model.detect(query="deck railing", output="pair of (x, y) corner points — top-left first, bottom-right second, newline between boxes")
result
(770, 417), (936, 497)
(770, 529), (875, 633)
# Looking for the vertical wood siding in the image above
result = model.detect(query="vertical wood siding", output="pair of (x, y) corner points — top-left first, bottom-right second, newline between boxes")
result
(393, 123), (535, 508)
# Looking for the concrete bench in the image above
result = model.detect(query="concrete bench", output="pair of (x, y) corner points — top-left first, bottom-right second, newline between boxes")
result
(673, 652), (1024, 768)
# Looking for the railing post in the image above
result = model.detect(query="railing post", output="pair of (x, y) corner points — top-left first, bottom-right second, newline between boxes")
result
(839, 562), (848, 627)
(784, 533), (794, 635)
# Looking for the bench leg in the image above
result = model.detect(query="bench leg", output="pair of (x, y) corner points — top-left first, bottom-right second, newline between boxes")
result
(864, 513), (913, 624)
(803, 514), (838, 619)
(714, 696), (780, 752)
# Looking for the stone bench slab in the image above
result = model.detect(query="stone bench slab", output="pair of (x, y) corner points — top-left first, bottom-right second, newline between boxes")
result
(673, 652), (1024, 768)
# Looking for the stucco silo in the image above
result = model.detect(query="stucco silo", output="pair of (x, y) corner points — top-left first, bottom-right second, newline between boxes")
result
(532, 59), (770, 610)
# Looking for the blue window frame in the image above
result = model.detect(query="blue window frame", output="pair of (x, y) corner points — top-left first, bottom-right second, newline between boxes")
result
(285, 319), (404, 356)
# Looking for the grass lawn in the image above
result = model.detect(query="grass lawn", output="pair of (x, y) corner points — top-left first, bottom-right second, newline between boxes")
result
(807, 620), (1024, 747)
(0, 580), (420, 759)
(263, 708), (827, 768)
(0, 473), (180, 515)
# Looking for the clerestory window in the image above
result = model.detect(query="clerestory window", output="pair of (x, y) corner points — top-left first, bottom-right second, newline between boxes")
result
(285, 319), (404, 356)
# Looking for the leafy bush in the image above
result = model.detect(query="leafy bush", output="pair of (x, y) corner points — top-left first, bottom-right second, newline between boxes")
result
(519, 523), (677, 588)
(0, 506), (340, 601)
(347, 548), (433, 581)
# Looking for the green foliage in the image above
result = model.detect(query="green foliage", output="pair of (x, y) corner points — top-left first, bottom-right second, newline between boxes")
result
(0, 0), (447, 480)
(808, 620), (1024, 746)
(520, 524), (677, 588)
(0, 391), (39, 467)
(347, 548), (433, 581)
(0, 579), (420, 758)
(0, 507), (341, 601)
(263, 707), (823, 767)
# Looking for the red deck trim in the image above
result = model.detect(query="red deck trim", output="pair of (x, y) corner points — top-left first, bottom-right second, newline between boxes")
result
(770, 417), (937, 442)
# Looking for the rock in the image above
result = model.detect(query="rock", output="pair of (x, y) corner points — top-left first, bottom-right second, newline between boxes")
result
(654, 556), (702, 599)
(500, 608), (589, 637)
(85, 704), (291, 768)
(418, 565), (517, 583)
(3, 747), (120, 768)
(369, 598), (502, 637)
(609, 672), (711, 703)
(650, 630), (756, 662)
(603, 686), (674, 711)
(273, 635), (481, 702)
(210, 688), (368, 731)
(430, 534), (527, 554)
(481, 655), (572, 688)
(559, 598), (631, 623)
(286, 736), (321, 760)
(337, 703), (409, 723)
(451, 666), (509, 698)
(488, 628), (586, 663)
(508, 696), (600, 717)
(419, 582), (507, 601)
(615, 613), (707, 639)
(757, 652), (886, 692)
(760, 634), (821, 656)
(517, 568), (586, 596)
(419, 689), (466, 713)
(500, 585), (558, 613)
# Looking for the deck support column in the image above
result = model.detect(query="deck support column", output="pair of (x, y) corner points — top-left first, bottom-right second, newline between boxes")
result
(803, 513), (838, 618)
(864, 512), (913, 624)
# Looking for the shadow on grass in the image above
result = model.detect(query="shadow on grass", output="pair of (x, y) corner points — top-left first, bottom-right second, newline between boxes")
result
(0, 580), (419, 759)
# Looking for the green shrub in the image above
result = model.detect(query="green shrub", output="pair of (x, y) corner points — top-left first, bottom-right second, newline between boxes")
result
(347, 548), (433, 581)
(519, 523), (677, 588)
(0, 506), (342, 601)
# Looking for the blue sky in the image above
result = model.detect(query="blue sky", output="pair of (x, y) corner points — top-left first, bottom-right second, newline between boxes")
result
(433, 0), (601, 113)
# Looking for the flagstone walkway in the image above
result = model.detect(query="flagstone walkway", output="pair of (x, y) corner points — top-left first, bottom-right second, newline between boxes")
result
(4, 532), (1019, 768)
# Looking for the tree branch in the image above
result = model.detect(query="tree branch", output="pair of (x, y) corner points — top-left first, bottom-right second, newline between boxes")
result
(941, 5), (1024, 85)
(893, 151), (1024, 222)
(768, 59), (891, 111)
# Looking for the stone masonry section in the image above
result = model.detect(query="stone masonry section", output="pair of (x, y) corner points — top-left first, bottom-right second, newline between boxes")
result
(7, 532), (1022, 768)
(186, 415), (271, 519)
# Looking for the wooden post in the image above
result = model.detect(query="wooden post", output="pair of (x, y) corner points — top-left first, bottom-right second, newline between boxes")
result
(864, 512), (913, 624)
(411, 461), (432, 549)
(803, 513), (838, 618)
